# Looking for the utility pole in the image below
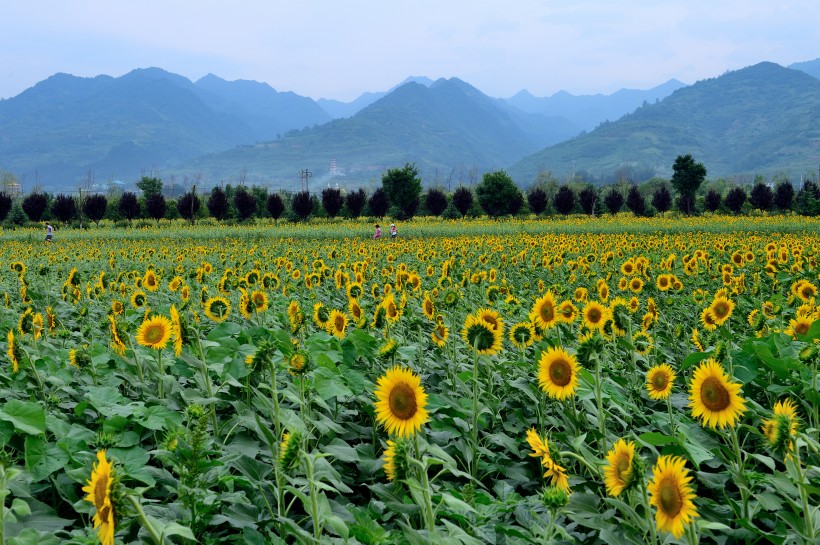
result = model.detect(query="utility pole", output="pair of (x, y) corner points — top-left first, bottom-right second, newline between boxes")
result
(191, 184), (196, 226)
(299, 169), (312, 194)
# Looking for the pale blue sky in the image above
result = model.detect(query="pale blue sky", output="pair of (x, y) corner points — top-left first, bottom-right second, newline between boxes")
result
(1, 1), (817, 101)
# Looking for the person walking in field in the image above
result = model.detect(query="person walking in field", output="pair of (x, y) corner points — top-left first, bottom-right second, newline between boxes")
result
(45, 223), (54, 242)
(374, 224), (381, 239)
(390, 223), (397, 240)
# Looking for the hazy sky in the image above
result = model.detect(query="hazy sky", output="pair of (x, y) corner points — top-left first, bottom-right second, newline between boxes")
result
(2, 1), (818, 101)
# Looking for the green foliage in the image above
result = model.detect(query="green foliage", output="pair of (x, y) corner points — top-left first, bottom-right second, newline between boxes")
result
(671, 154), (707, 215)
(475, 170), (523, 217)
(381, 163), (422, 220)
(136, 176), (163, 198)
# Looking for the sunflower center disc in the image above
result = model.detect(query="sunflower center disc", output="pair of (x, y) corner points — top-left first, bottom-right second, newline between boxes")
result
(145, 325), (164, 344)
(700, 376), (730, 411)
(540, 303), (554, 322)
(389, 383), (418, 420)
(588, 309), (601, 323)
(658, 477), (683, 517)
(616, 455), (631, 481)
(652, 373), (668, 391)
(549, 360), (572, 386)
(94, 474), (108, 511)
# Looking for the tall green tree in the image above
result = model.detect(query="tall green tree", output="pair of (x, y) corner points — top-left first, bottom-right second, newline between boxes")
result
(51, 194), (77, 224)
(670, 154), (707, 215)
(83, 194), (108, 226)
(345, 188), (367, 218)
(177, 192), (201, 225)
(0, 192), (12, 222)
(475, 171), (523, 217)
(452, 186), (473, 218)
(381, 163), (422, 220)
(207, 187), (229, 221)
(118, 192), (141, 223)
(321, 188), (344, 218)
(22, 193), (48, 222)
(136, 176), (163, 198)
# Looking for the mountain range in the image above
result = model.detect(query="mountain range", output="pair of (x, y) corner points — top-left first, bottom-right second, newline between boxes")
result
(0, 59), (818, 192)
(508, 61), (820, 183)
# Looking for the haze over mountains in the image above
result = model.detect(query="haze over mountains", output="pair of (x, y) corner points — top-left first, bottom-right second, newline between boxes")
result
(1, 59), (818, 192)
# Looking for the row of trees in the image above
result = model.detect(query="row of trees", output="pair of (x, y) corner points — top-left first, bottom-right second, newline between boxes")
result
(2, 156), (819, 226)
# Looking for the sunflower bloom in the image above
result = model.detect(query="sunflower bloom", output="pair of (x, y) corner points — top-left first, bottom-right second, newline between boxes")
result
(582, 301), (609, 332)
(431, 322), (449, 348)
(530, 291), (559, 330)
(537, 347), (580, 400)
(761, 398), (800, 455)
(646, 364), (676, 400)
(7, 329), (21, 373)
(203, 296), (231, 323)
(135, 315), (172, 350)
(688, 359), (746, 429)
(647, 455), (698, 538)
(82, 450), (116, 545)
(461, 314), (503, 356)
(509, 321), (535, 350)
(708, 296), (735, 326)
(374, 366), (429, 437)
(603, 439), (637, 497)
(326, 309), (349, 339)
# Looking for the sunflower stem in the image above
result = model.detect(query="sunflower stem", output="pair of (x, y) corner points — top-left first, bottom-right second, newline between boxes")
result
(593, 355), (606, 460)
(194, 335), (219, 437)
(727, 426), (749, 521)
(470, 347), (480, 480)
(413, 433), (436, 533)
(791, 440), (816, 541)
(559, 450), (600, 477)
(127, 494), (165, 544)
(25, 353), (46, 402)
(155, 349), (164, 399)
(666, 395), (677, 437)
(640, 481), (659, 545)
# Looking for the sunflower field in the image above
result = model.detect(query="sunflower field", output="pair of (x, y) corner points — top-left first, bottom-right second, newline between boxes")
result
(0, 215), (818, 545)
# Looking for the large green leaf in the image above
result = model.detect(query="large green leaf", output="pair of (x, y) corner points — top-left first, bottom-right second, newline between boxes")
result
(0, 400), (45, 436)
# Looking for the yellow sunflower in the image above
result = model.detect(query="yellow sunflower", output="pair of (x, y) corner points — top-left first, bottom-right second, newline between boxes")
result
(537, 347), (580, 400)
(169, 305), (183, 357)
(422, 295), (436, 321)
(7, 329), (21, 373)
(603, 438), (637, 497)
(509, 321), (536, 350)
(313, 302), (330, 329)
(82, 450), (116, 545)
(373, 366), (429, 437)
(461, 314), (503, 356)
(250, 290), (269, 313)
(542, 457), (570, 493)
(431, 322), (449, 348)
(708, 296), (735, 326)
(700, 308), (717, 331)
(135, 315), (172, 350)
(530, 291), (558, 330)
(786, 316), (813, 338)
(130, 290), (147, 310)
(582, 301), (609, 332)
(476, 308), (504, 334)
(646, 364), (676, 400)
(688, 359), (746, 429)
(326, 309), (349, 339)
(108, 316), (127, 356)
(557, 300), (578, 324)
(204, 296), (231, 323)
(761, 398), (800, 455)
(143, 270), (159, 292)
(526, 428), (551, 459)
(647, 455), (698, 538)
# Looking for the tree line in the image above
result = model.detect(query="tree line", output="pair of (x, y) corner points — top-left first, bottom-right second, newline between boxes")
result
(1, 156), (819, 227)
